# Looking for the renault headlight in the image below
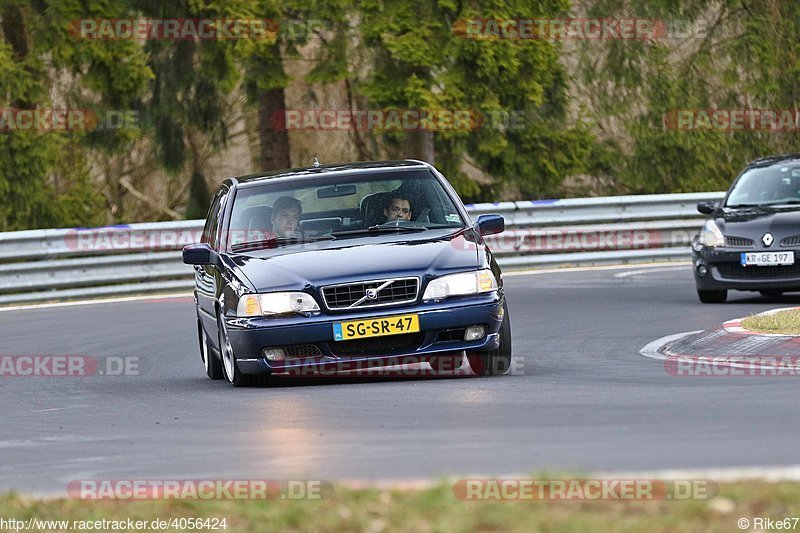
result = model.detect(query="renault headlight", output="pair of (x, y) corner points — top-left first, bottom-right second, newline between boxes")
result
(237, 292), (320, 317)
(422, 270), (498, 301)
(693, 219), (725, 251)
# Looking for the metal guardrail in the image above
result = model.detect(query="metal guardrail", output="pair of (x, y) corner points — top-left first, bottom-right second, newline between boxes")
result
(0, 192), (724, 304)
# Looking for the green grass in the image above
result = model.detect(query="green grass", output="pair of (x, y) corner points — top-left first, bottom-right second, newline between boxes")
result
(3, 480), (800, 532)
(741, 308), (800, 335)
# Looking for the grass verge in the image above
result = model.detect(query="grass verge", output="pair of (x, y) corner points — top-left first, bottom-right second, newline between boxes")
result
(741, 307), (800, 335)
(2, 480), (800, 532)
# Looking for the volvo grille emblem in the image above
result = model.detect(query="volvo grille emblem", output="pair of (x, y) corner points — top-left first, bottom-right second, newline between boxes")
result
(366, 288), (378, 300)
(763, 232), (774, 246)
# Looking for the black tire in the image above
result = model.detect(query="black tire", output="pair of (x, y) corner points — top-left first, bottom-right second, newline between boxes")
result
(697, 289), (727, 303)
(467, 304), (512, 376)
(198, 320), (223, 380)
(217, 312), (264, 387)
(759, 290), (784, 297)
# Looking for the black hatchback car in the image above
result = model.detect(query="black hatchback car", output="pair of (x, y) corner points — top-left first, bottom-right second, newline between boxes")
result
(182, 160), (511, 386)
(693, 154), (800, 303)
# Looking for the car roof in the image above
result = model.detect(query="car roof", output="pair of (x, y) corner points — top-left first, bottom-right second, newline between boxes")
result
(233, 160), (432, 188)
(747, 153), (800, 169)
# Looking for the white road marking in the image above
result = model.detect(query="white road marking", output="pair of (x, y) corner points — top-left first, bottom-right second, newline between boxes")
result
(0, 435), (113, 449)
(595, 465), (800, 482)
(639, 329), (800, 370)
(0, 293), (192, 313)
(342, 464), (800, 490)
(505, 261), (691, 277)
(639, 331), (702, 361)
(614, 266), (688, 278)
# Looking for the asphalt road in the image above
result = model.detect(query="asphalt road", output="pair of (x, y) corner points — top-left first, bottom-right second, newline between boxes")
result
(2, 264), (800, 494)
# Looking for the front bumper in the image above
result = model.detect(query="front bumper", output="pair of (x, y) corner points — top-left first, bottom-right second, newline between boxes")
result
(693, 247), (800, 291)
(226, 293), (504, 375)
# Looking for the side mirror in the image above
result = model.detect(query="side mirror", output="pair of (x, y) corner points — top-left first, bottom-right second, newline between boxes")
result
(183, 243), (219, 266)
(697, 201), (717, 215)
(475, 214), (505, 236)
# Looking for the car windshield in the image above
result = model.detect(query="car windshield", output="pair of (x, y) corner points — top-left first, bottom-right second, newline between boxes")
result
(726, 163), (800, 207)
(226, 169), (465, 252)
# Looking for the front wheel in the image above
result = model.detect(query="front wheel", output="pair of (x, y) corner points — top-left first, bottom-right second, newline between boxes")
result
(467, 304), (512, 376)
(218, 312), (263, 387)
(697, 289), (727, 303)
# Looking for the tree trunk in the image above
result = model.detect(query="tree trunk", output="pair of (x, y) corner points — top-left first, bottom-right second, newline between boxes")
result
(258, 87), (291, 170)
(2, 3), (33, 109)
(404, 130), (434, 163)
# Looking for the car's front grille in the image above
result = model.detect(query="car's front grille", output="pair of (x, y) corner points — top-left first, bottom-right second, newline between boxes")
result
(322, 277), (418, 310)
(283, 344), (323, 358)
(329, 332), (424, 357)
(725, 236), (754, 247)
(781, 235), (800, 247)
(716, 262), (800, 280)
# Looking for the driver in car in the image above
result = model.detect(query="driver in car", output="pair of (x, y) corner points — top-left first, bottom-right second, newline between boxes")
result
(271, 195), (302, 238)
(384, 195), (412, 222)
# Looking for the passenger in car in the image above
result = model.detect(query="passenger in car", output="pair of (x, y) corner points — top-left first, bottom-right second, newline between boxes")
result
(271, 196), (302, 238)
(384, 195), (412, 222)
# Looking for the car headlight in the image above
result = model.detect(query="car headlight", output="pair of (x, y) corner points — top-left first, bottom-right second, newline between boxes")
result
(694, 219), (725, 250)
(422, 269), (498, 301)
(237, 292), (320, 317)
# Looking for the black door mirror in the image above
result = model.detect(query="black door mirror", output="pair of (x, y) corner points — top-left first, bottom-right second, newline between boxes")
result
(183, 243), (219, 266)
(475, 214), (505, 236)
(697, 201), (717, 215)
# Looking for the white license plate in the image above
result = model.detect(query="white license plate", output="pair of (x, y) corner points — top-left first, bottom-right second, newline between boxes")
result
(740, 251), (795, 266)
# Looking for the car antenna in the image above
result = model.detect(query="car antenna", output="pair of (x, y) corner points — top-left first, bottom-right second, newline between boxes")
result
(312, 156), (321, 168)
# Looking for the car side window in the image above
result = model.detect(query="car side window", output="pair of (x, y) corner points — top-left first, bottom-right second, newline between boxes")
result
(203, 190), (226, 250)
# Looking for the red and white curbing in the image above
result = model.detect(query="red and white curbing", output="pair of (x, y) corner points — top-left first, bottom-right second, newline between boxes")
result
(723, 307), (800, 336)
(640, 307), (800, 371)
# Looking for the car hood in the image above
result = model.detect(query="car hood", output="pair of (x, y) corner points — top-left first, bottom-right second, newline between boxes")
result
(230, 230), (482, 292)
(718, 207), (800, 243)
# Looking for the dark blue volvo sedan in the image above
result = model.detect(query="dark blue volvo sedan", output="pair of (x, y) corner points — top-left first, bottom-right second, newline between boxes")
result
(183, 160), (511, 386)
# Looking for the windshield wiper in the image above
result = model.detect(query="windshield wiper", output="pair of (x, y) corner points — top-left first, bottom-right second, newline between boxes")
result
(762, 200), (800, 206)
(231, 234), (335, 252)
(330, 225), (428, 238)
(368, 224), (428, 232)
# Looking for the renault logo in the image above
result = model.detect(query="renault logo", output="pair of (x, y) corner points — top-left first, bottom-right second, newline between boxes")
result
(366, 288), (378, 300)
(763, 232), (774, 246)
